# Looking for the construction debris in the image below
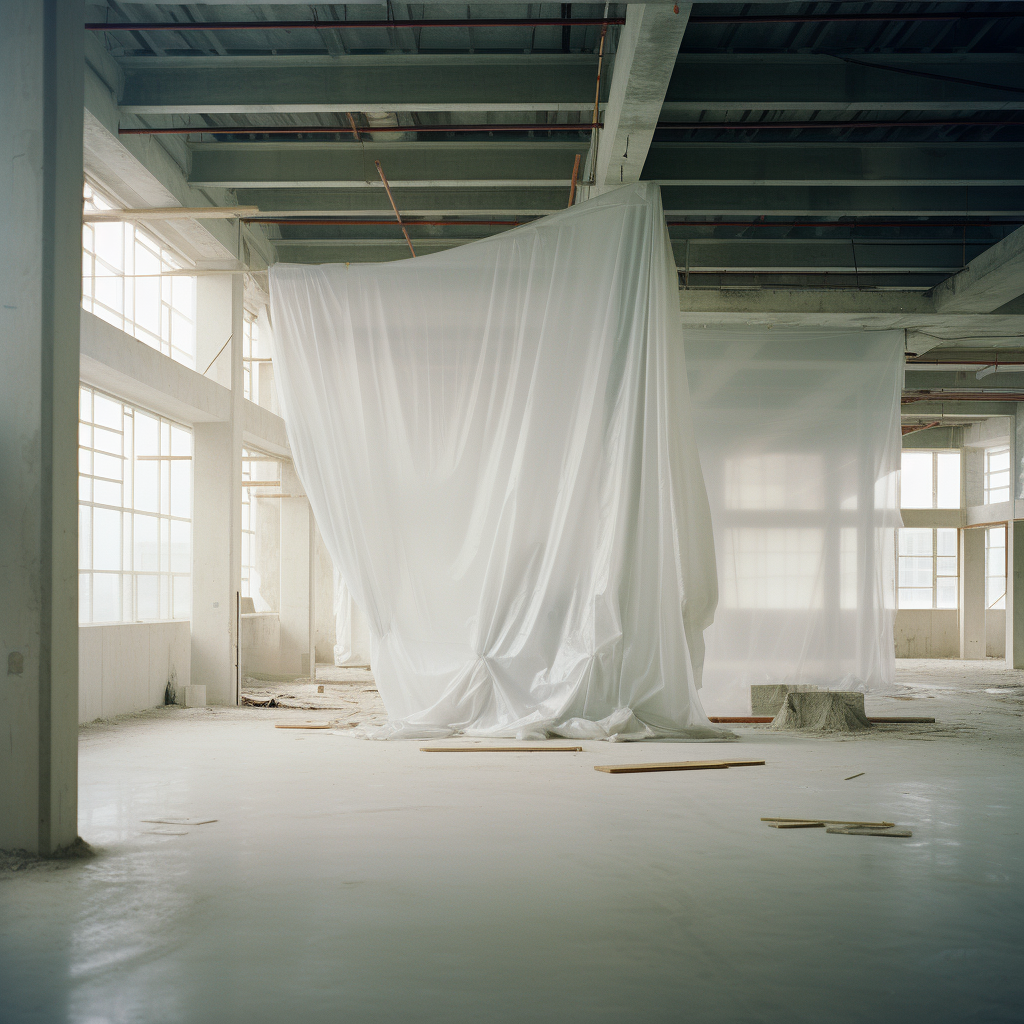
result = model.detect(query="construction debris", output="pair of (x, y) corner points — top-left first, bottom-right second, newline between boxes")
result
(770, 692), (872, 733)
(844, 772), (866, 781)
(826, 826), (913, 838)
(762, 817), (895, 827)
(274, 723), (331, 730)
(595, 759), (765, 774)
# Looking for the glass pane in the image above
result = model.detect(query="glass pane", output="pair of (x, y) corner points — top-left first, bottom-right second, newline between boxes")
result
(93, 393), (121, 430)
(936, 453), (960, 509)
(94, 479), (121, 508)
(92, 507), (121, 571)
(936, 578), (958, 609)
(134, 461), (159, 513)
(137, 575), (159, 620)
(134, 275), (161, 334)
(937, 528), (958, 557)
(93, 222), (124, 271)
(94, 452), (122, 481)
(170, 520), (191, 573)
(79, 506), (91, 569)
(79, 573), (90, 624)
(899, 588), (932, 609)
(169, 460), (191, 518)
(133, 514), (160, 571)
(135, 411), (159, 455)
(93, 426), (122, 456)
(899, 557), (933, 588)
(898, 528), (933, 556)
(92, 573), (121, 622)
(900, 452), (933, 508)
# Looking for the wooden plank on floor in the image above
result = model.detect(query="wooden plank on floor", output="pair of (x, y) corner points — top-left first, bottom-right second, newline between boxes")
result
(275, 723), (332, 729)
(594, 759), (765, 774)
(762, 816), (896, 827)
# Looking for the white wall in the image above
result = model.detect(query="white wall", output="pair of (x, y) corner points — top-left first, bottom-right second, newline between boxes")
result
(240, 612), (281, 676)
(79, 620), (190, 723)
(895, 610), (959, 658)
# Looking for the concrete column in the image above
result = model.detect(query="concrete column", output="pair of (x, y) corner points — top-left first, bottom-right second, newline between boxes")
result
(279, 463), (313, 676)
(190, 275), (243, 703)
(0, 0), (84, 855)
(1007, 521), (1024, 668)
(960, 528), (986, 660)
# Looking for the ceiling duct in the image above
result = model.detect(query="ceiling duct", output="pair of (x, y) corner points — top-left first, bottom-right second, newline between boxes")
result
(362, 112), (410, 142)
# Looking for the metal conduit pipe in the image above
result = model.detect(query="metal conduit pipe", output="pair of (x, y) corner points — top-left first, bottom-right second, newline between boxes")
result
(86, 17), (627, 31)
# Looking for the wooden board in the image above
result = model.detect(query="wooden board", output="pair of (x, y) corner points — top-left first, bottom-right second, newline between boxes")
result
(868, 717), (935, 724)
(275, 723), (331, 730)
(762, 816), (895, 827)
(768, 821), (825, 829)
(594, 759), (765, 774)
(421, 745), (582, 752)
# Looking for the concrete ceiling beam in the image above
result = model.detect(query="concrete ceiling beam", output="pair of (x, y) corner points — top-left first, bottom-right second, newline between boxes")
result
(188, 141), (587, 188)
(117, 55), (599, 114)
(930, 224), (1024, 313)
(189, 141), (1024, 190)
(591, 4), (691, 194)
(663, 54), (1024, 113)
(644, 143), (1024, 187)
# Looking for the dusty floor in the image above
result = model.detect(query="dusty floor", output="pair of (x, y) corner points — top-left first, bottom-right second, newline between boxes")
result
(1, 660), (1021, 1023)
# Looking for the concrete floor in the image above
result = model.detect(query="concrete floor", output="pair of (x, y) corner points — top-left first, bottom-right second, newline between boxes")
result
(1, 661), (1021, 1024)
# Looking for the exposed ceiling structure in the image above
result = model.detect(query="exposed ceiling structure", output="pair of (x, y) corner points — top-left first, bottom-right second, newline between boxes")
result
(82, 1), (1024, 418)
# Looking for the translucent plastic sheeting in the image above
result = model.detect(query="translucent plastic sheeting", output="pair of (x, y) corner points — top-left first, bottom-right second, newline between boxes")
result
(684, 329), (904, 714)
(269, 183), (726, 740)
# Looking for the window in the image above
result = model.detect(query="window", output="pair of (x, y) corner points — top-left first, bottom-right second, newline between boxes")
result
(79, 385), (192, 623)
(986, 527), (1006, 610)
(242, 314), (259, 402)
(241, 449), (281, 607)
(82, 181), (196, 367)
(984, 446), (1010, 505)
(900, 450), (960, 509)
(897, 527), (958, 609)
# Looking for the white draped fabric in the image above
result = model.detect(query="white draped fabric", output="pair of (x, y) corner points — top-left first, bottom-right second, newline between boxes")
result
(269, 183), (724, 739)
(685, 329), (904, 714)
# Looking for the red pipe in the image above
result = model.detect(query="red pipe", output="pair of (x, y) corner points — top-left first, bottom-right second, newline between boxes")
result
(119, 123), (600, 136)
(903, 392), (1024, 402)
(86, 17), (626, 31)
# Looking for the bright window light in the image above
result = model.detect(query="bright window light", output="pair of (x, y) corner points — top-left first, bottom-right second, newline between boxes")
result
(82, 180), (196, 368)
(79, 385), (192, 623)
(241, 448), (281, 610)
(900, 450), (960, 509)
(721, 528), (824, 610)
(897, 527), (958, 609)
(984, 446), (1011, 505)
(986, 526), (1006, 610)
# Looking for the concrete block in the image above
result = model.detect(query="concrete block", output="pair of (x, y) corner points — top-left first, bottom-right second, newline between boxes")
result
(750, 683), (819, 716)
(183, 684), (207, 708)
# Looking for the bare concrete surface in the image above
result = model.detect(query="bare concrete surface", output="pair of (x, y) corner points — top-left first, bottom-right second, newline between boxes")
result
(0, 660), (1021, 1023)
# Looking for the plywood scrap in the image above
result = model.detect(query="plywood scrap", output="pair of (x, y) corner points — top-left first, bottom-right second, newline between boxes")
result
(827, 826), (912, 838)
(595, 759), (765, 774)
(275, 722), (331, 730)
(421, 745), (583, 752)
(762, 816), (895, 828)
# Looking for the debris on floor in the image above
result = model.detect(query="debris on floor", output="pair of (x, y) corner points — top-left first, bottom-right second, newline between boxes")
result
(762, 817), (895, 828)
(274, 722), (331, 730)
(826, 826), (913, 838)
(140, 818), (217, 825)
(844, 772), (866, 781)
(595, 758), (765, 774)
(771, 691), (873, 733)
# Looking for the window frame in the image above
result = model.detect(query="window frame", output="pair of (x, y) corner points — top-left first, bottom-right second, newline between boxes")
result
(896, 526), (959, 610)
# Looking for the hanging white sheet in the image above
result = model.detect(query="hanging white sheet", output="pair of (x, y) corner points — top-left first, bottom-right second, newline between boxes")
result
(684, 328), (904, 714)
(269, 183), (724, 739)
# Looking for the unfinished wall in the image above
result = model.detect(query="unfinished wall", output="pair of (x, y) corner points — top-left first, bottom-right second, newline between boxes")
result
(79, 620), (190, 723)
(240, 612), (281, 676)
(987, 610), (1007, 658)
(895, 610), (959, 658)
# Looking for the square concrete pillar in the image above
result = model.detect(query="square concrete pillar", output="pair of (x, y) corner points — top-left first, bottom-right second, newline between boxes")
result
(960, 528), (986, 660)
(279, 464), (314, 677)
(0, 0), (84, 854)
(1007, 521), (1024, 669)
(190, 275), (243, 703)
